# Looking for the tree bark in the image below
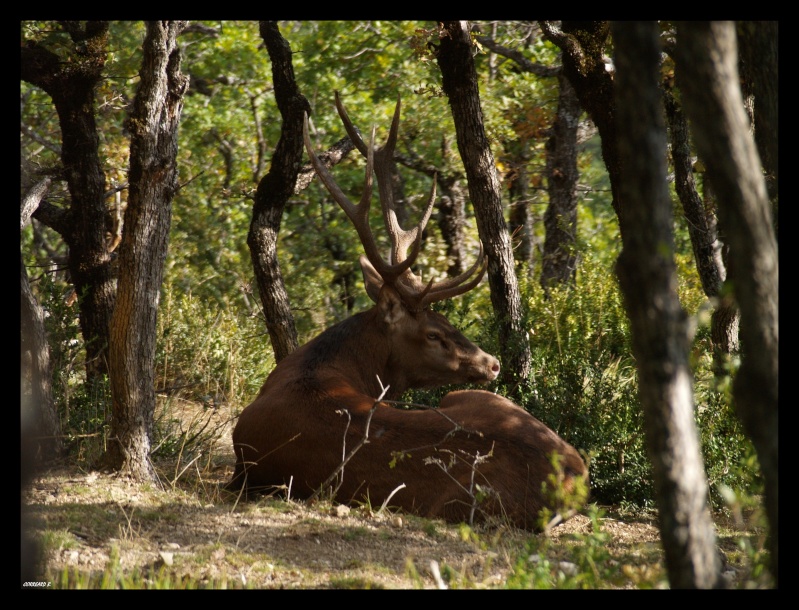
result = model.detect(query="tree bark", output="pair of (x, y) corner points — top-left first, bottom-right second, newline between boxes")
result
(613, 21), (724, 589)
(540, 21), (628, 238)
(395, 135), (468, 277)
(21, 21), (115, 383)
(21, 175), (63, 462)
(541, 72), (581, 292)
(105, 21), (188, 481)
(663, 81), (740, 363)
(506, 140), (535, 271)
(436, 20), (531, 384)
(247, 21), (311, 362)
(674, 20), (778, 587)
(435, 172), (468, 277)
(736, 21), (778, 214)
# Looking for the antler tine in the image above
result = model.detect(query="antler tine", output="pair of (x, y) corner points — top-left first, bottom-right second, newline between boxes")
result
(334, 90), (368, 157)
(416, 243), (488, 309)
(310, 95), (487, 312)
(335, 92), (434, 271)
(302, 111), (413, 281)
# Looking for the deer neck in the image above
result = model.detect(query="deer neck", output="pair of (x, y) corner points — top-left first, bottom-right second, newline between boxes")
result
(303, 309), (408, 400)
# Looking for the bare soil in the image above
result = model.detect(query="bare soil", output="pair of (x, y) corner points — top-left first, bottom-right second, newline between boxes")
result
(22, 397), (766, 589)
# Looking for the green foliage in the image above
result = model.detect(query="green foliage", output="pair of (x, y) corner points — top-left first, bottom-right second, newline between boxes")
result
(504, 505), (666, 589)
(506, 254), (652, 506)
(486, 249), (755, 511)
(693, 351), (761, 507)
(155, 280), (274, 408)
(21, 20), (762, 537)
(31, 271), (112, 463)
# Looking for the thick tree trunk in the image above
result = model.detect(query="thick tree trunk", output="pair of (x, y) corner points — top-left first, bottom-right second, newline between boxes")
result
(248, 21), (311, 362)
(21, 21), (115, 384)
(106, 21), (188, 481)
(436, 20), (531, 384)
(674, 20), (778, 587)
(613, 21), (723, 589)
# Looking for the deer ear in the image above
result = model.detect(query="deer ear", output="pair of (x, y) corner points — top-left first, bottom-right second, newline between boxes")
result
(359, 254), (384, 303)
(377, 285), (407, 326)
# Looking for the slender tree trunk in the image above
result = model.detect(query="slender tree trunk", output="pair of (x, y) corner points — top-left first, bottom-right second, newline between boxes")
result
(540, 21), (628, 239)
(663, 82), (740, 366)
(674, 20), (778, 587)
(436, 175), (468, 277)
(736, 21), (778, 215)
(248, 21), (311, 362)
(613, 21), (723, 589)
(395, 135), (468, 277)
(436, 20), (531, 384)
(541, 72), (580, 292)
(106, 21), (188, 480)
(507, 140), (535, 271)
(21, 177), (64, 462)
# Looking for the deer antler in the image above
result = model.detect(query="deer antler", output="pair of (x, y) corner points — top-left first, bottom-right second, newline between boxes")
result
(302, 92), (487, 311)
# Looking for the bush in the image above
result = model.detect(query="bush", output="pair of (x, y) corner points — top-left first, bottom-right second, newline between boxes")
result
(428, 253), (758, 511)
(155, 282), (275, 410)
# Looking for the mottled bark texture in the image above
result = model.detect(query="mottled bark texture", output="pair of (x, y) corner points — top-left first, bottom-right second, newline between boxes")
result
(436, 20), (531, 384)
(21, 21), (115, 383)
(663, 82), (740, 362)
(540, 21), (627, 238)
(106, 21), (188, 481)
(613, 21), (724, 589)
(541, 73), (580, 293)
(247, 21), (311, 362)
(674, 20), (778, 587)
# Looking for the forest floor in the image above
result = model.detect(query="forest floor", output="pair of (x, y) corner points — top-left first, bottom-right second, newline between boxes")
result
(22, 397), (771, 590)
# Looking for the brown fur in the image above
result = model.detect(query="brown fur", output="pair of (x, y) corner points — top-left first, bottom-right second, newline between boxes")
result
(227, 285), (587, 530)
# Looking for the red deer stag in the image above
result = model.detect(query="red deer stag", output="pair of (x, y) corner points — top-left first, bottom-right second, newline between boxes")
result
(227, 93), (588, 530)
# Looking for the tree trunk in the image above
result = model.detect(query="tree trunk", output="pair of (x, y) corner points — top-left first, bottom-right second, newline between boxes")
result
(21, 176), (63, 462)
(674, 20), (779, 587)
(21, 21), (115, 384)
(663, 80), (740, 368)
(436, 20), (531, 384)
(21, 259), (64, 462)
(613, 21), (723, 589)
(540, 21), (629, 238)
(736, 21), (778, 215)
(436, 176), (468, 277)
(247, 21), (311, 362)
(105, 21), (188, 481)
(506, 141), (535, 271)
(541, 72), (581, 292)
(395, 135), (468, 277)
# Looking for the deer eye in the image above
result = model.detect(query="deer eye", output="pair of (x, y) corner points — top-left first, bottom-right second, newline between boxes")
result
(427, 333), (439, 341)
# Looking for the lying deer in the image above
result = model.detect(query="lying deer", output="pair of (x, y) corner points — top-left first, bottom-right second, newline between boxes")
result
(227, 93), (588, 530)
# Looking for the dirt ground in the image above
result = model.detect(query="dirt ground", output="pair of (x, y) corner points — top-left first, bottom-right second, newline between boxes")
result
(21, 397), (764, 589)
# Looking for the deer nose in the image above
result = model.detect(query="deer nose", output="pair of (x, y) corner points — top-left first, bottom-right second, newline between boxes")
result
(486, 355), (501, 380)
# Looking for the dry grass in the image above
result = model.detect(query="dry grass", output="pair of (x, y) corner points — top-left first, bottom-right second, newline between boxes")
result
(21, 397), (771, 589)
